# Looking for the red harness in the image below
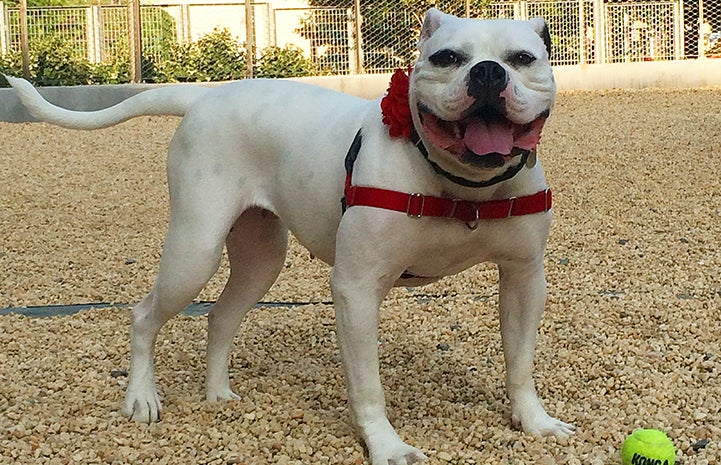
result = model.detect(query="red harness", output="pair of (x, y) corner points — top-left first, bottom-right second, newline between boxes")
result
(344, 173), (551, 229)
(341, 130), (552, 229)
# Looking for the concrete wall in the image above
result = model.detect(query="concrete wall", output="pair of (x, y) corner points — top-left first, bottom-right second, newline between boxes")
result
(2, 60), (721, 123)
(552, 60), (721, 90)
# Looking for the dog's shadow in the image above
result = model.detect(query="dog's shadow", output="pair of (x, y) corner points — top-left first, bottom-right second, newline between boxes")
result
(151, 298), (512, 440)
(376, 302), (511, 426)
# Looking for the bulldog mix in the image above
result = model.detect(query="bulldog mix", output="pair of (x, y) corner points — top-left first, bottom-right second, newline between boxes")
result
(9, 8), (573, 464)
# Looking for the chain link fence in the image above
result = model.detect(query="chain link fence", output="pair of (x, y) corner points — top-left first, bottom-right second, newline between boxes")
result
(1, 0), (719, 82)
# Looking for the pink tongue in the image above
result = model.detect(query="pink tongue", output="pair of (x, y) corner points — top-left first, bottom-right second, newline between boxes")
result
(464, 119), (514, 156)
(422, 113), (547, 157)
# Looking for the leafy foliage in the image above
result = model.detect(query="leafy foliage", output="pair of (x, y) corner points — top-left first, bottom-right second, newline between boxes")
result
(155, 28), (247, 82)
(0, 35), (131, 86)
(1, 28), (320, 86)
(0, 36), (91, 86)
(0, 53), (23, 87)
(32, 36), (93, 85)
(255, 45), (318, 78)
(88, 57), (131, 85)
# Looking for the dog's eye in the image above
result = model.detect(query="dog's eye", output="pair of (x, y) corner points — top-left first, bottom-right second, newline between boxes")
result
(429, 49), (465, 67)
(510, 51), (537, 67)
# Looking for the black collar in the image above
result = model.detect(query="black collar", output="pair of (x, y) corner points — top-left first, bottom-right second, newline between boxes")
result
(409, 128), (529, 189)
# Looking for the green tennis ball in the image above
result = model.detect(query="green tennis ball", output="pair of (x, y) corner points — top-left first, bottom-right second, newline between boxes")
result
(621, 429), (676, 465)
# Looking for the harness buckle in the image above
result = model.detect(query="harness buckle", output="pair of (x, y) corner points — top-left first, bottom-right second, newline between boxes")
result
(465, 206), (480, 230)
(544, 189), (551, 211)
(406, 193), (425, 218)
(506, 197), (517, 218)
(448, 199), (460, 218)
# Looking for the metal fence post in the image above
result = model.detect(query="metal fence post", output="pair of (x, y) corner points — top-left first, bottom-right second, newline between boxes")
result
(128, 0), (142, 82)
(678, 0), (685, 58)
(245, 0), (254, 78)
(578, 0), (586, 64)
(518, 0), (528, 19)
(87, 5), (102, 62)
(594, 0), (605, 63)
(353, 0), (363, 74)
(698, 0), (705, 58)
(675, 0), (683, 59)
(0, 2), (7, 56)
(180, 3), (190, 44)
(19, 0), (29, 79)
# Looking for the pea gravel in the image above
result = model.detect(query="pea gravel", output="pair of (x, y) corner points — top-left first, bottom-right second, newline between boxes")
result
(1, 88), (720, 464)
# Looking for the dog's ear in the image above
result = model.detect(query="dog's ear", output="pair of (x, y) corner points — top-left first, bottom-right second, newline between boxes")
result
(527, 17), (552, 59)
(418, 8), (448, 46)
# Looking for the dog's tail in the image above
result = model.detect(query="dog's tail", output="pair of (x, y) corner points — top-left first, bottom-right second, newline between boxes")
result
(6, 75), (209, 129)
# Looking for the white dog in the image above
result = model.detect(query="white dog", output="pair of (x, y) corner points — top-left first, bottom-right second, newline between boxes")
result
(9, 8), (573, 464)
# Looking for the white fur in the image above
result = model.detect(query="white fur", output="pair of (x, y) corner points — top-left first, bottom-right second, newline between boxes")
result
(9, 9), (573, 464)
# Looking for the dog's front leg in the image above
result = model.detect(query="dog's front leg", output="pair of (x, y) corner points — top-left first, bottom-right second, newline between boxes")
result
(498, 258), (575, 437)
(331, 224), (427, 465)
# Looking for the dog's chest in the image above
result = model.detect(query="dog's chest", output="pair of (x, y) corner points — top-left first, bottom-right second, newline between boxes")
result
(397, 214), (549, 280)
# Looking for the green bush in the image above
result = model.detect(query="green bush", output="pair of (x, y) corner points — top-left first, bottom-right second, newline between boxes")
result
(25, 36), (91, 86)
(156, 28), (247, 82)
(88, 57), (131, 85)
(0, 36), (129, 86)
(38, 38), (92, 85)
(1, 28), (323, 86)
(0, 52), (23, 86)
(255, 45), (318, 78)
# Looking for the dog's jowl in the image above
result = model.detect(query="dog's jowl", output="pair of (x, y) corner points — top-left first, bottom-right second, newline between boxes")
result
(10, 8), (573, 464)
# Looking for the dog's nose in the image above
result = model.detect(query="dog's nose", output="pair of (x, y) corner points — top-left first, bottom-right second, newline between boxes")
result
(469, 61), (508, 94)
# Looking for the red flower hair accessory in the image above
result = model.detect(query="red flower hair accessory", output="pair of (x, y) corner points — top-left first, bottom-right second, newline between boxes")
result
(380, 68), (413, 139)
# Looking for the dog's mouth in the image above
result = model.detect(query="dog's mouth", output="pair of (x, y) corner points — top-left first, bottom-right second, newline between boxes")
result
(419, 104), (548, 168)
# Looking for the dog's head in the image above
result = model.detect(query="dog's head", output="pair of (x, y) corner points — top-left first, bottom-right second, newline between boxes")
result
(409, 9), (555, 184)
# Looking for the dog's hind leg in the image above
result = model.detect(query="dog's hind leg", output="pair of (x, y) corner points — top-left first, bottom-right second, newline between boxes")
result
(122, 222), (228, 423)
(205, 207), (288, 402)
(122, 169), (245, 423)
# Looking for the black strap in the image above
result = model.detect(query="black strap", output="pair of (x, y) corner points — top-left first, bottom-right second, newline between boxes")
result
(410, 128), (529, 188)
(342, 127), (529, 213)
(340, 127), (528, 282)
(341, 129), (426, 280)
(345, 129), (363, 175)
(341, 129), (363, 214)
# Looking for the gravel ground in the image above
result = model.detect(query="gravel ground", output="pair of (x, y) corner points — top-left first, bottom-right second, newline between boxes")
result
(1, 87), (720, 464)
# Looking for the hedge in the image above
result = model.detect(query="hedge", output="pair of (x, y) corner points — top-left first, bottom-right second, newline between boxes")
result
(0, 28), (320, 87)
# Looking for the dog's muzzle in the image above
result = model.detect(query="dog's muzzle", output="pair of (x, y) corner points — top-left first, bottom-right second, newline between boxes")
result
(419, 61), (548, 166)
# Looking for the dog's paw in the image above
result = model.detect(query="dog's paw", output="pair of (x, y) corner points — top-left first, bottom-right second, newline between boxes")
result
(509, 392), (575, 437)
(512, 409), (575, 437)
(517, 415), (575, 437)
(206, 386), (241, 402)
(369, 443), (427, 465)
(121, 387), (162, 423)
(364, 429), (427, 465)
